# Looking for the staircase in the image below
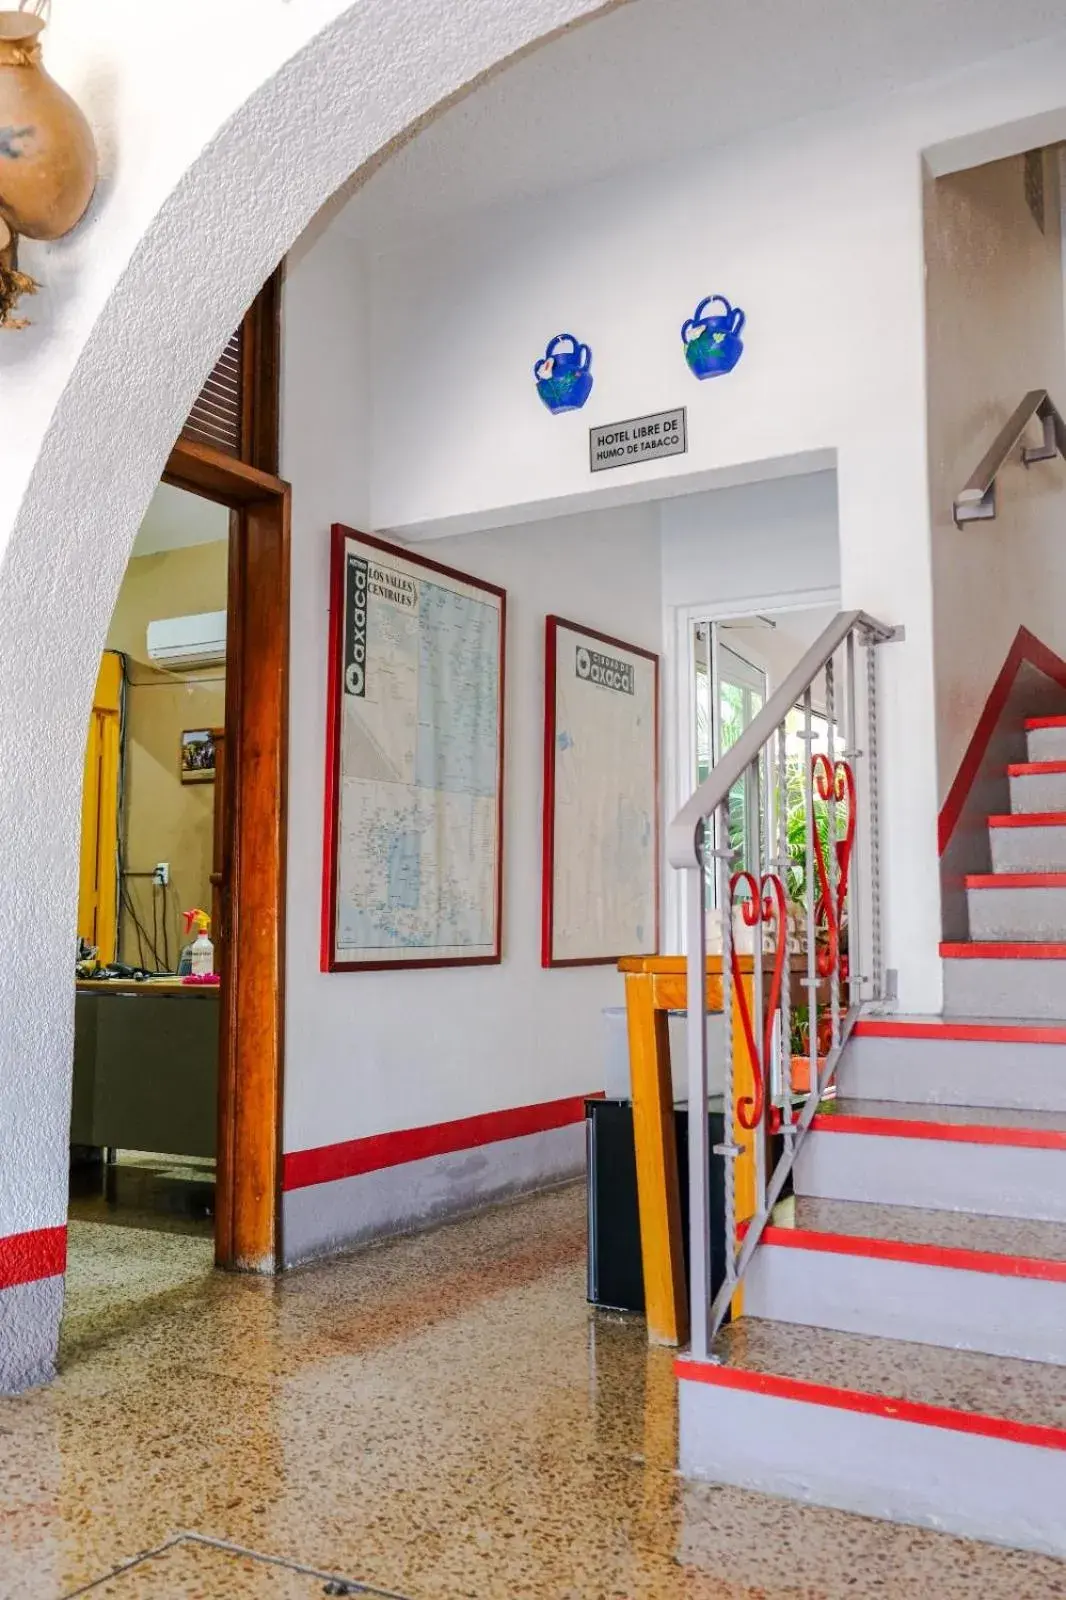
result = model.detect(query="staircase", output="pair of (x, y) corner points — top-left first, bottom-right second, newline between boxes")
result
(677, 712), (1066, 1557)
(943, 714), (1066, 1016)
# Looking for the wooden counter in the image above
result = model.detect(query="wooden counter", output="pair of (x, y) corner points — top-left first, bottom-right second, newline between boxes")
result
(71, 982), (220, 1159)
(75, 978), (219, 997)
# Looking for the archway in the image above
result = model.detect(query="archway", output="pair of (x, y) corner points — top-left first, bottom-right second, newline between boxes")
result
(0, 0), (617, 1393)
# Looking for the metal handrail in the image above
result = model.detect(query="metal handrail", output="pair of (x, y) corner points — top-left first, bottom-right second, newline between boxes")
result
(674, 607), (901, 1360)
(953, 389), (1066, 527)
(668, 609), (898, 870)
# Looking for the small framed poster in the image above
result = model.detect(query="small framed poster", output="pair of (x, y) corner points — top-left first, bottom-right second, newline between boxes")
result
(180, 728), (216, 784)
(542, 616), (659, 967)
(322, 525), (506, 972)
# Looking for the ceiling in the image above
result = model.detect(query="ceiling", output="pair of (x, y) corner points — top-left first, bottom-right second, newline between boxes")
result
(132, 483), (229, 558)
(336, 0), (1066, 244)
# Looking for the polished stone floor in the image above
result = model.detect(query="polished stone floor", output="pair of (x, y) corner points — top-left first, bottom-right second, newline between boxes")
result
(3, 1186), (1066, 1598)
(68, 1150), (215, 1236)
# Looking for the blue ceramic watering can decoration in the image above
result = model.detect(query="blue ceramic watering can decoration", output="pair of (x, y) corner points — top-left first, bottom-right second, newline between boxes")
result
(681, 295), (745, 379)
(534, 334), (593, 413)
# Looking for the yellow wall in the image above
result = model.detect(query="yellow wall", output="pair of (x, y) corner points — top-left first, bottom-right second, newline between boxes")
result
(105, 541), (228, 967)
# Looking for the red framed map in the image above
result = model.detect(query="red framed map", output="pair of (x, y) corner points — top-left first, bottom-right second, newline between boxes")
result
(542, 616), (659, 967)
(322, 526), (506, 972)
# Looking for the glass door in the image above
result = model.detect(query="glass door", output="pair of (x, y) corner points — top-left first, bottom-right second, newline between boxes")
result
(718, 641), (768, 877)
(692, 624), (769, 906)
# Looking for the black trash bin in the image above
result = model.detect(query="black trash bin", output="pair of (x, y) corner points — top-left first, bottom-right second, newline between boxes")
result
(585, 1095), (730, 1318)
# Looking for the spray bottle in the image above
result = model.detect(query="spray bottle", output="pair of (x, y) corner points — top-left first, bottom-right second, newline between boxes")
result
(182, 908), (215, 977)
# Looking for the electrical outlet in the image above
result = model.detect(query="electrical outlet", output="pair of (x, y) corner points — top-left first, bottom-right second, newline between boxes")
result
(153, 862), (169, 887)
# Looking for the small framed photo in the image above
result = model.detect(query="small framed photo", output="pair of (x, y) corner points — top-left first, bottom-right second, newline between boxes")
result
(180, 728), (216, 785)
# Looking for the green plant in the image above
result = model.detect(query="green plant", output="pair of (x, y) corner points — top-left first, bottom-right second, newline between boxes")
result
(790, 1003), (832, 1058)
(783, 755), (847, 907)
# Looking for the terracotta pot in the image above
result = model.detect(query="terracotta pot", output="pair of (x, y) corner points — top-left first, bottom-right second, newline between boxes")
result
(789, 1054), (825, 1095)
(0, 11), (96, 241)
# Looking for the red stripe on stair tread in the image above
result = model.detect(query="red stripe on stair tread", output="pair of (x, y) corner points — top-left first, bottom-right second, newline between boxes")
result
(965, 872), (1066, 888)
(941, 940), (1066, 959)
(810, 1112), (1066, 1149)
(988, 811), (1066, 828)
(1026, 716), (1066, 730)
(760, 1224), (1066, 1283)
(854, 1018), (1066, 1043)
(1008, 761), (1066, 776)
(0, 1225), (67, 1291)
(673, 1359), (1066, 1453)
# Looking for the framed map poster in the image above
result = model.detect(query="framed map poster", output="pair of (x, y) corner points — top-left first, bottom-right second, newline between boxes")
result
(542, 616), (659, 967)
(322, 526), (506, 972)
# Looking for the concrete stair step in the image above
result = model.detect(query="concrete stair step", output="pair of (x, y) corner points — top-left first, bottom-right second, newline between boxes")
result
(677, 1317), (1066, 1555)
(1009, 761), (1066, 814)
(794, 1096), (1066, 1220)
(942, 940), (1066, 1018)
(1027, 715), (1066, 763)
(988, 812), (1066, 873)
(746, 1195), (1066, 1364)
(966, 873), (1066, 940)
(839, 1016), (1066, 1110)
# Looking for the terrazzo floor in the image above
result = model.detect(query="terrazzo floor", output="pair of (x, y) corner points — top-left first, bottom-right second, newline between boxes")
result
(2, 1186), (1066, 1598)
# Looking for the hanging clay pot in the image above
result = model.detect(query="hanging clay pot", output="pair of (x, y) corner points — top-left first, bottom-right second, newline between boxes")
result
(0, 9), (96, 242)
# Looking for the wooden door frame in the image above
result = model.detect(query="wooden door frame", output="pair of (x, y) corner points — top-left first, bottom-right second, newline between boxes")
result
(163, 436), (290, 1271)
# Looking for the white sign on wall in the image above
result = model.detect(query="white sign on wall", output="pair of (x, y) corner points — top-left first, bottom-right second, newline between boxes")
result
(589, 408), (687, 472)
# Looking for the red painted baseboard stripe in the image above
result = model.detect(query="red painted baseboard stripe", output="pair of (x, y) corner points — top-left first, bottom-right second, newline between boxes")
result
(988, 811), (1066, 828)
(811, 1112), (1066, 1150)
(965, 872), (1066, 888)
(283, 1092), (597, 1192)
(674, 1358), (1066, 1453)
(941, 940), (1066, 959)
(0, 1225), (67, 1291)
(854, 1017), (1066, 1044)
(760, 1224), (1066, 1283)
(1026, 716), (1066, 731)
(1008, 760), (1066, 776)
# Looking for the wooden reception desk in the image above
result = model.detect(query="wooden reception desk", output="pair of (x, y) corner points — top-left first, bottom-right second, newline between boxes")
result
(71, 980), (219, 1159)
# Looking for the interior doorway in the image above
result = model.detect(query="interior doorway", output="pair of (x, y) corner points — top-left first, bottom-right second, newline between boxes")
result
(694, 631), (770, 878)
(66, 275), (290, 1325)
(682, 603), (839, 919)
(70, 482), (229, 1263)
(68, 447), (289, 1289)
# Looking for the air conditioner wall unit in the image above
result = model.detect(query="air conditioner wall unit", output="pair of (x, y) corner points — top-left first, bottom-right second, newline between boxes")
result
(146, 610), (227, 671)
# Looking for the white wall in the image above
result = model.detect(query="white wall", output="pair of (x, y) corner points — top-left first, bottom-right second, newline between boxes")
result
(282, 225), (661, 1155)
(926, 150), (1066, 795)
(283, 221), (844, 1158)
(337, 38), (1066, 1015)
(357, 104), (941, 1012)
(661, 474), (840, 611)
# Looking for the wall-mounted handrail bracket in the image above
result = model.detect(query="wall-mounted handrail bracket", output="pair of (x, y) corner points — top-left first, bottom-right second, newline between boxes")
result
(954, 389), (1066, 527)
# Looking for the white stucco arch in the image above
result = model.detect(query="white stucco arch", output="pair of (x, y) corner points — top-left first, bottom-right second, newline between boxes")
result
(0, 0), (617, 1390)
